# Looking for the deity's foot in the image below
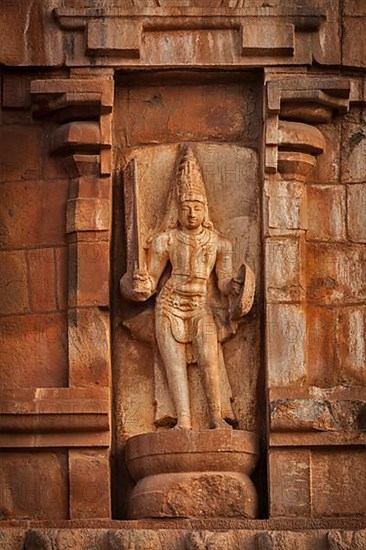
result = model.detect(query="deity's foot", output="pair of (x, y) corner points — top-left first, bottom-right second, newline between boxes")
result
(210, 418), (233, 430)
(172, 421), (192, 431)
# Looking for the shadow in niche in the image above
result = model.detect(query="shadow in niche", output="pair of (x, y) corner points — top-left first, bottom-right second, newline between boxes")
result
(111, 68), (268, 519)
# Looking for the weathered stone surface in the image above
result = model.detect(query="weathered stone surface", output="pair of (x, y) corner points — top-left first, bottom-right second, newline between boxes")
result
(0, 313), (68, 390)
(312, 121), (342, 184)
(341, 121), (366, 183)
(0, 126), (43, 182)
(115, 78), (260, 147)
(69, 449), (111, 519)
(126, 430), (259, 519)
(270, 397), (366, 433)
(108, 529), (162, 550)
(269, 449), (311, 517)
(265, 179), (306, 234)
(312, 450), (366, 517)
(0, 0), (63, 66)
(337, 307), (366, 385)
(0, 0), (365, 528)
(343, 18), (366, 68)
(347, 184), (366, 242)
(307, 185), (346, 242)
(306, 306), (338, 387)
(265, 238), (305, 302)
(266, 304), (306, 387)
(306, 243), (366, 305)
(68, 241), (109, 308)
(0, 179), (68, 249)
(0, 451), (68, 520)
(26, 248), (57, 313)
(0, 250), (29, 315)
(68, 308), (110, 387)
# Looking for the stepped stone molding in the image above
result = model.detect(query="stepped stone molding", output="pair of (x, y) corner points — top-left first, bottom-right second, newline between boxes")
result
(52, 1), (337, 67)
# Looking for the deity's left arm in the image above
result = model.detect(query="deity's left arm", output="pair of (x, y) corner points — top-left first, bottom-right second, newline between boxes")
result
(215, 236), (234, 296)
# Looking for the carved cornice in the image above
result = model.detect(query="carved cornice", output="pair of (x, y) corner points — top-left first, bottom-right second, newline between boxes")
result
(52, 3), (329, 67)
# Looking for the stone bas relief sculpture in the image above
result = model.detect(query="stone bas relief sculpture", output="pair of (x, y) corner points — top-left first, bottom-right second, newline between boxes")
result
(120, 146), (259, 519)
(120, 146), (255, 431)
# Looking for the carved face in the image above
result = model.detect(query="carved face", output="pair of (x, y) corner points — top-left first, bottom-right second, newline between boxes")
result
(178, 200), (206, 230)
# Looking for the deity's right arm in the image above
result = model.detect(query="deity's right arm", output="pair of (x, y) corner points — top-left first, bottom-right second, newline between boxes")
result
(120, 232), (170, 302)
(146, 232), (170, 292)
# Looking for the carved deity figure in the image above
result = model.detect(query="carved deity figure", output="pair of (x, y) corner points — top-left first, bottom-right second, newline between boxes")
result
(121, 147), (255, 430)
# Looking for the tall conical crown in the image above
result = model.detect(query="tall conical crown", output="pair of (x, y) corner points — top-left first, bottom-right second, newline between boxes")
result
(176, 146), (207, 204)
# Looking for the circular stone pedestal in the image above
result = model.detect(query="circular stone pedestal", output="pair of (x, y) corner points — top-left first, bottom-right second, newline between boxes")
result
(125, 430), (259, 519)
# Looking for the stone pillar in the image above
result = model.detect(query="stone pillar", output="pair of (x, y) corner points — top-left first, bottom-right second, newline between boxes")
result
(29, 70), (115, 519)
(264, 73), (366, 519)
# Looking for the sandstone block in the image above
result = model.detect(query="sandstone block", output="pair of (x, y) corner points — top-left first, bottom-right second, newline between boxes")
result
(265, 238), (305, 302)
(66, 198), (110, 233)
(69, 449), (111, 519)
(0, 126), (42, 182)
(0, 250), (29, 315)
(265, 180), (306, 234)
(0, 313), (68, 390)
(306, 243), (366, 305)
(68, 241), (109, 307)
(311, 450), (366, 517)
(306, 306), (337, 387)
(0, 179), (68, 249)
(269, 449), (311, 517)
(55, 247), (68, 311)
(0, 451), (68, 520)
(312, 121), (341, 184)
(337, 307), (366, 386)
(27, 248), (57, 312)
(116, 80), (259, 147)
(344, 0), (366, 15)
(347, 184), (366, 242)
(341, 121), (366, 182)
(307, 185), (346, 242)
(343, 18), (366, 68)
(68, 308), (110, 387)
(266, 304), (306, 387)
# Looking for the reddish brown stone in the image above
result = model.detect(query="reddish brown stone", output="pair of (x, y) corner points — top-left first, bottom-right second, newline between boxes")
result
(312, 450), (366, 517)
(69, 449), (111, 519)
(68, 308), (110, 387)
(269, 449), (311, 518)
(0, 180), (68, 249)
(343, 18), (366, 68)
(0, 250), (29, 315)
(347, 184), (366, 242)
(55, 247), (68, 311)
(0, 313), (68, 390)
(26, 248), (57, 312)
(307, 185), (346, 242)
(306, 243), (366, 305)
(0, 451), (68, 520)
(0, 126), (43, 182)
(307, 306), (337, 387)
(68, 242), (109, 308)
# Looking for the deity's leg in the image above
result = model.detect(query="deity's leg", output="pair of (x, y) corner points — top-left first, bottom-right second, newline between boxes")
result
(194, 315), (231, 429)
(155, 314), (191, 429)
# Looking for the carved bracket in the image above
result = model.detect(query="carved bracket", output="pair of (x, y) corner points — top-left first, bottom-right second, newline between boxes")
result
(265, 76), (351, 175)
